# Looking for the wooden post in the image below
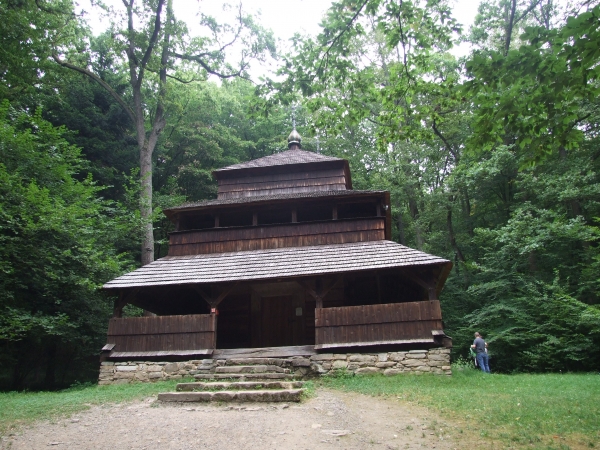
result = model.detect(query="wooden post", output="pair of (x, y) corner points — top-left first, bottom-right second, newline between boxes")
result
(211, 311), (218, 349)
(291, 208), (297, 223)
(315, 278), (323, 309)
(376, 203), (382, 217)
(252, 212), (258, 226)
(427, 285), (437, 301)
(332, 205), (338, 220)
(214, 214), (220, 228)
(113, 292), (125, 318)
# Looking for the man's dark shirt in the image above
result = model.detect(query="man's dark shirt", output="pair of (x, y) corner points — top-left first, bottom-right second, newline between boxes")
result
(473, 337), (486, 353)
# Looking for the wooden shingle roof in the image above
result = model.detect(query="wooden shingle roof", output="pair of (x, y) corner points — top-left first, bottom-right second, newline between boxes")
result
(214, 149), (342, 173)
(103, 240), (451, 290)
(164, 189), (386, 215)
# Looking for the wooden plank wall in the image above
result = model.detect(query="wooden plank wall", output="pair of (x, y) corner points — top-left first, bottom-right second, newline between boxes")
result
(107, 314), (216, 352)
(217, 168), (347, 199)
(168, 218), (385, 256)
(314, 301), (443, 347)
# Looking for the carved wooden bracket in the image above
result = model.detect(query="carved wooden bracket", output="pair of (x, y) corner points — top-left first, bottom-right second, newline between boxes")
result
(113, 288), (140, 318)
(404, 269), (438, 300)
(299, 276), (342, 309)
(193, 282), (239, 309)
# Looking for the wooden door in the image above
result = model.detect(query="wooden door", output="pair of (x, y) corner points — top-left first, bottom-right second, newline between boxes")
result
(260, 295), (294, 347)
(251, 282), (306, 348)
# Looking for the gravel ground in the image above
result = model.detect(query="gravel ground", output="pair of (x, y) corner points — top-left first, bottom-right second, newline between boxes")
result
(1, 389), (477, 449)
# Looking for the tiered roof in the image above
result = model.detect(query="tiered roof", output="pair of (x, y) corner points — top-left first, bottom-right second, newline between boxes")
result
(214, 149), (342, 173)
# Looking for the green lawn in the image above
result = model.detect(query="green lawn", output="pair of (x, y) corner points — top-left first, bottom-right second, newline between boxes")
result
(321, 368), (600, 449)
(0, 380), (184, 436)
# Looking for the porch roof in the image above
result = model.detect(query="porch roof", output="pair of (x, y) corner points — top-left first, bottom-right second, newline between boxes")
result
(103, 240), (451, 290)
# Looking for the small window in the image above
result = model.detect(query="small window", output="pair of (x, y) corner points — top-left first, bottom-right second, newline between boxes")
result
(297, 204), (332, 222)
(338, 202), (377, 219)
(257, 208), (292, 225)
(220, 211), (253, 227)
(180, 214), (214, 231)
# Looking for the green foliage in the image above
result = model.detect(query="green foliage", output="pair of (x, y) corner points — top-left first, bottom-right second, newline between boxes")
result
(0, 101), (130, 389)
(465, 4), (600, 161)
(0, 0), (80, 104)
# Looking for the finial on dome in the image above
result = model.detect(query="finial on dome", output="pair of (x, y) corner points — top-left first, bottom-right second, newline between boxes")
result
(288, 127), (301, 150)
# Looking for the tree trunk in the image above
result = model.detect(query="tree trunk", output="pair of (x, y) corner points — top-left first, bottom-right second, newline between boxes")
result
(44, 341), (57, 389)
(447, 204), (466, 263)
(504, 0), (517, 55)
(462, 187), (474, 237)
(139, 140), (154, 266)
(408, 197), (423, 250)
(396, 204), (406, 245)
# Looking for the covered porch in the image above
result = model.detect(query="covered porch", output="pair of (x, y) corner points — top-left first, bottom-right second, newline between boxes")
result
(102, 241), (452, 360)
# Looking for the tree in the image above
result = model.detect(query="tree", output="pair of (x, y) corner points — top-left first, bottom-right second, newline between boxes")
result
(53, 0), (275, 265)
(465, 2), (600, 162)
(0, 0), (79, 105)
(0, 101), (129, 388)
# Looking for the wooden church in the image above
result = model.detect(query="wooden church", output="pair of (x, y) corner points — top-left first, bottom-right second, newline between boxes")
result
(99, 130), (453, 381)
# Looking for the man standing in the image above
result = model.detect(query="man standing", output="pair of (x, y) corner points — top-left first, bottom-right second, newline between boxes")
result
(471, 332), (490, 373)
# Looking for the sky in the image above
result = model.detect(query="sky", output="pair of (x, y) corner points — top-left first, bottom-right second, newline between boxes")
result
(173, 0), (482, 44)
(83, 0), (482, 78)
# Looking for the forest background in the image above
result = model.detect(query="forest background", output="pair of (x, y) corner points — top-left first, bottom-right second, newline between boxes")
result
(0, 0), (599, 390)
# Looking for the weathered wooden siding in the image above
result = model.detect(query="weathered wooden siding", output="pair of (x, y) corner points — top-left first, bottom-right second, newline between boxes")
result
(217, 168), (348, 199)
(107, 314), (216, 352)
(314, 301), (443, 349)
(168, 217), (385, 256)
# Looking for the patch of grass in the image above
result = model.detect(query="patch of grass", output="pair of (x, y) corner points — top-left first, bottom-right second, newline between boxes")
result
(321, 368), (600, 449)
(300, 380), (316, 400)
(0, 379), (191, 436)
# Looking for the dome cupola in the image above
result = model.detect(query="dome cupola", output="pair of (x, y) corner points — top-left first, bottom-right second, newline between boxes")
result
(287, 128), (302, 150)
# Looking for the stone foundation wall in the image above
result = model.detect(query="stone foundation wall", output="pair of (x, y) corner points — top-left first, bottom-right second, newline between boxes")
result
(309, 348), (451, 376)
(98, 348), (451, 385)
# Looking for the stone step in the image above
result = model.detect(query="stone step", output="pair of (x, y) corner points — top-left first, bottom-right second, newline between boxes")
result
(193, 373), (295, 381)
(158, 389), (304, 403)
(225, 358), (287, 366)
(215, 365), (288, 374)
(176, 381), (305, 391)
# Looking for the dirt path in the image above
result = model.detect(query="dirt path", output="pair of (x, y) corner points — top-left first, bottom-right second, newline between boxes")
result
(2, 389), (473, 449)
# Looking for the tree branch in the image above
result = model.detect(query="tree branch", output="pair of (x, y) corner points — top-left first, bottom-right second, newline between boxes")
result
(313, 0), (371, 80)
(514, 0), (543, 26)
(137, 0), (166, 86)
(169, 52), (250, 79)
(51, 54), (136, 124)
(145, 67), (200, 84)
(432, 118), (458, 161)
(124, 0), (139, 84)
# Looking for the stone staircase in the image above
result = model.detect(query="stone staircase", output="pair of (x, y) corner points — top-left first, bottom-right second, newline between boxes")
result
(158, 380), (306, 403)
(191, 357), (304, 381)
